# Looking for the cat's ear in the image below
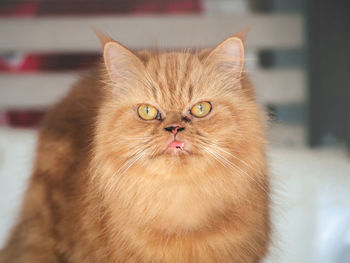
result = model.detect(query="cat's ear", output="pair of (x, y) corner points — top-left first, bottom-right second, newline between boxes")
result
(205, 34), (245, 78)
(95, 31), (145, 82)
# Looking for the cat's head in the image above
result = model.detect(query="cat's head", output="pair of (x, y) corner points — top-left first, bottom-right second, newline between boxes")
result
(93, 32), (265, 184)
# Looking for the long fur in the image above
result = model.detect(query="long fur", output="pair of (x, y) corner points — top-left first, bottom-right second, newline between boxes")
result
(1, 40), (270, 263)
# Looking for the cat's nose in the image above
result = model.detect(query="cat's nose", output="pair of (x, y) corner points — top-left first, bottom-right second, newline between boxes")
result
(164, 125), (185, 134)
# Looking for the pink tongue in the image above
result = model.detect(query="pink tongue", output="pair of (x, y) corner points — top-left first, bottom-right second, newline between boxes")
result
(169, 141), (184, 149)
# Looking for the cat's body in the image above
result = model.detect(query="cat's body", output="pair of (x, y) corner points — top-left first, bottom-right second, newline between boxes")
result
(1, 35), (270, 263)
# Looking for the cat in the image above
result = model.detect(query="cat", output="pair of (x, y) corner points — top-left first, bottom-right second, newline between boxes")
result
(0, 31), (270, 263)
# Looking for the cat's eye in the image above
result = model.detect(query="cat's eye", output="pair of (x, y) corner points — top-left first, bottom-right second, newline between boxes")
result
(190, 101), (212, 118)
(138, 104), (159, 121)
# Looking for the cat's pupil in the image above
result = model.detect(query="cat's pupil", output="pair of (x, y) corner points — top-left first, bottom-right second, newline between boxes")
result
(199, 104), (203, 113)
(146, 106), (149, 115)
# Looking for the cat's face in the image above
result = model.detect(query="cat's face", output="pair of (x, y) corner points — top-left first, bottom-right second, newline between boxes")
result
(94, 35), (263, 178)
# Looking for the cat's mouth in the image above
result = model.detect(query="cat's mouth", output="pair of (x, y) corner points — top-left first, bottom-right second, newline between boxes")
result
(169, 140), (185, 150)
(165, 139), (189, 155)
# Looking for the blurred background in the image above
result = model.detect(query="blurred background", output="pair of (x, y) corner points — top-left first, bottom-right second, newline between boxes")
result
(0, 0), (349, 262)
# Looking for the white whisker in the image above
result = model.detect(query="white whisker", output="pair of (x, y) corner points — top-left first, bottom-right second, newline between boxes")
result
(104, 150), (147, 193)
(207, 142), (252, 169)
(201, 145), (267, 194)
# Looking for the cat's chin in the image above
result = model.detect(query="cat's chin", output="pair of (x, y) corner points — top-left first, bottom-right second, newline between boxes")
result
(164, 147), (189, 156)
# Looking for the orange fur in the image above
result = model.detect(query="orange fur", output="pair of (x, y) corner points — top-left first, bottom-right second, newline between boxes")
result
(1, 34), (270, 263)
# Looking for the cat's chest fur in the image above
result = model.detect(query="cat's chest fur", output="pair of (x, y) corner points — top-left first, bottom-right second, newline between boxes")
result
(105, 166), (234, 233)
(92, 167), (256, 263)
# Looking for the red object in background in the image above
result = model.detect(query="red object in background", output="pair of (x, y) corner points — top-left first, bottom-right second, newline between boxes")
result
(0, 0), (202, 16)
(0, 1), (39, 16)
(6, 110), (46, 127)
(0, 53), (100, 72)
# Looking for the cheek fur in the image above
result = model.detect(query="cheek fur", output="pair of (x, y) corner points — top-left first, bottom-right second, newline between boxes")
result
(193, 107), (238, 139)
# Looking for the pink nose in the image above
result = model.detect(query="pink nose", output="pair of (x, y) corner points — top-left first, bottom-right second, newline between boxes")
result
(164, 125), (185, 134)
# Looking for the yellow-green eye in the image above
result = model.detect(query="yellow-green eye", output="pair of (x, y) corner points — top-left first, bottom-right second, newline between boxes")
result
(190, 101), (212, 118)
(138, 104), (159, 120)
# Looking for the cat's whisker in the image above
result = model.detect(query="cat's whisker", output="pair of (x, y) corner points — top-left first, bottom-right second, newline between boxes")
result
(203, 146), (255, 189)
(201, 145), (268, 194)
(105, 149), (148, 193)
(207, 142), (266, 178)
(148, 147), (159, 160)
(199, 135), (254, 164)
(202, 146), (231, 171)
(118, 152), (146, 177)
(207, 142), (252, 169)
(112, 152), (146, 191)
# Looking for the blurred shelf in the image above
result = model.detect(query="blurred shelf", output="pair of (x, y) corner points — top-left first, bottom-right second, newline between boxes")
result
(0, 14), (303, 52)
(0, 69), (305, 109)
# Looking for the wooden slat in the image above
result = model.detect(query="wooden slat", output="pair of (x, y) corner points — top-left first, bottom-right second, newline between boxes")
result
(0, 14), (303, 52)
(0, 74), (75, 109)
(0, 70), (305, 109)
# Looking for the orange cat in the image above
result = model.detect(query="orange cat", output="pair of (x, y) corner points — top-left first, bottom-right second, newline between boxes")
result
(1, 32), (270, 262)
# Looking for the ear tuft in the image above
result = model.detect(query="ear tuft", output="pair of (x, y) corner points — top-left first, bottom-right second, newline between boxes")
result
(94, 29), (114, 48)
(232, 26), (251, 43)
(97, 34), (145, 83)
(205, 35), (245, 78)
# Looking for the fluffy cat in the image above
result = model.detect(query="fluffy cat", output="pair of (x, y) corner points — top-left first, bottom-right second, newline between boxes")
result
(0, 32), (270, 262)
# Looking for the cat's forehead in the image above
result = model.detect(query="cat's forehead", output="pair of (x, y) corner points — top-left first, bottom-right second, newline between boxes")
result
(144, 51), (202, 82)
(138, 51), (207, 109)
